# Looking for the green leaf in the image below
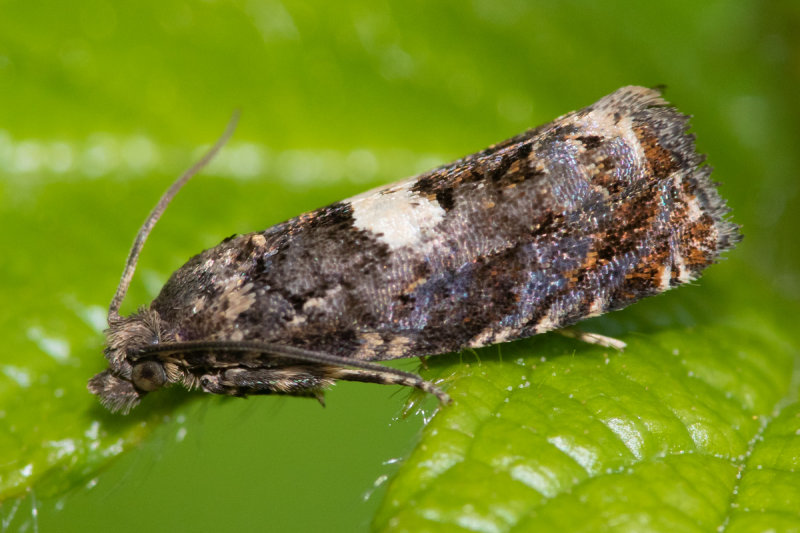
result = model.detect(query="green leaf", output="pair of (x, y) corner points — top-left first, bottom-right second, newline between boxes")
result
(374, 277), (800, 531)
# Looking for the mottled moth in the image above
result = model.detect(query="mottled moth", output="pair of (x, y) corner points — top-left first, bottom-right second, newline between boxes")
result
(89, 86), (740, 413)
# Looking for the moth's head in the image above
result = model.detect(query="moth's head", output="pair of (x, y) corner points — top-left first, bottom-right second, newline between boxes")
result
(88, 308), (169, 414)
(89, 114), (238, 414)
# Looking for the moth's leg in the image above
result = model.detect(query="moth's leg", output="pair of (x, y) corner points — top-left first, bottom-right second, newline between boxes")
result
(558, 327), (626, 350)
(418, 355), (429, 370)
(200, 367), (334, 399)
(331, 367), (451, 404)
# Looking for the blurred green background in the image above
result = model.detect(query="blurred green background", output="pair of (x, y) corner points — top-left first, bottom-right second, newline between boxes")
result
(1, 1), (798, 531)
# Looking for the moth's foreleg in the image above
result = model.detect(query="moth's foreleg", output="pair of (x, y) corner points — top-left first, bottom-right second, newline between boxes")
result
(331, 367), (451, 404)
(200, 367), (334, 398)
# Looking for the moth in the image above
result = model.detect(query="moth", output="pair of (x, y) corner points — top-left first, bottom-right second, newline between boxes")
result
(89, 86), (740, 413)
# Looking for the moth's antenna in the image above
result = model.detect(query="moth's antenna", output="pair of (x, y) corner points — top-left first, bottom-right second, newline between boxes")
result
(108, 112), (240, 320)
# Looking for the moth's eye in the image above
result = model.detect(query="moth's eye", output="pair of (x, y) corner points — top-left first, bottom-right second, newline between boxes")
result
(131, 361), (167, 392)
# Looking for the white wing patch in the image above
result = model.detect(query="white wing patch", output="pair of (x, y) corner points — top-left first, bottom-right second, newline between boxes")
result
(349, 181), (446, 250)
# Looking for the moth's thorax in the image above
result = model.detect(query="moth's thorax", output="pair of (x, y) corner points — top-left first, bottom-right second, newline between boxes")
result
(149, 233), (273, 338)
